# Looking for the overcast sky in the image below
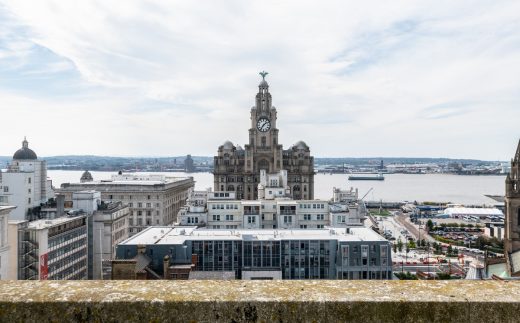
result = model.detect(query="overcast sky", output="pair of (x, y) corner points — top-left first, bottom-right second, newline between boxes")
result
(0, 1), (519, 160)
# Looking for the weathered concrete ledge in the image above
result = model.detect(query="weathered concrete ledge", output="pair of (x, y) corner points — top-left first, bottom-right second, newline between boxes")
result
(1, 280), (519, 322)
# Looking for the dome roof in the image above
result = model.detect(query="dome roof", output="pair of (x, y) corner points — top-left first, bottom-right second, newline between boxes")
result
(259, 79), (269, 88)
(80, 170), (93, 182)
(293, 141), (309, 149)
(222, 141), (235, 149)
(13, 137), (37, 160)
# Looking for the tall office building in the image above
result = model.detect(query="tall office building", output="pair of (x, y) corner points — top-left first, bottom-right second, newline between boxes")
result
(213, 73), (314, 200)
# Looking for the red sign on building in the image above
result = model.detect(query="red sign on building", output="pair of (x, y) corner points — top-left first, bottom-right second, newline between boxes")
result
(40, 253), (48, 280)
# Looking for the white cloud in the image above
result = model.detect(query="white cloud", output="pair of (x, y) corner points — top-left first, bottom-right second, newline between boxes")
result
(0, 0), (519, 159)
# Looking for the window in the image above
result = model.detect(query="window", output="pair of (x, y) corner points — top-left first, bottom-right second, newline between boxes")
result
(213, 215), (221, 221)
(28, 178), (31, 184)
(316, 214), (324, 220)
(361, 245), (368, 258)
(138, 203), (142, 208)
(300, 225), (307, 229)
(381, 245), (388, 258)
(226, 214), (233, 221)
(146, 203), (151, 208)
(248, 216), (256, 223)
(146, 211), (151, 216)
(304, 214), (311, 221)
(147, 195), (151, 200)
(317, 224), (324, 228)
(283, 216), (292, 223)
(129, 203), (133, 207)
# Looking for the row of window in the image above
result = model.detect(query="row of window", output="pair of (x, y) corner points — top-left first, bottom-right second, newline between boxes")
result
(211, 204), (239, 210)
(109, 195), (159, 200)
(302, 214), (325, 221)
(299, 203), (325, 209)
(128, 202), (161, 208)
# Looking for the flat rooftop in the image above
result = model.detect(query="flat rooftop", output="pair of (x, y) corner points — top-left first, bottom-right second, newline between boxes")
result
(28, 215), (85, 230)
(0, 206), (16, 212)
(120, 226), (387, 246)
(61, 175), (193, 188)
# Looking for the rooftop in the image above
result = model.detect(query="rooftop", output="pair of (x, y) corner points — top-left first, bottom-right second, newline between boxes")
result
(119, 226), (387, 246)
(27, 215), (85, 230)
(0, 206), (16, 213)
(61, 174), (193, 188)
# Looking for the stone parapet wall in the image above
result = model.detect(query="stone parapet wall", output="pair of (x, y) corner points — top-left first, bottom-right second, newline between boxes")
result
(0, 280), (519, 322)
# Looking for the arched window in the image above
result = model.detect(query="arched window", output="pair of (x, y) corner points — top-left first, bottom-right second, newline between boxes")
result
(258, 159), (269, 171)
(227, 185), (235, 191)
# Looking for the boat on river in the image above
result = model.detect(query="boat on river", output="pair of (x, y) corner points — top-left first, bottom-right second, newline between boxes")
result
(348, 173), (385, 181)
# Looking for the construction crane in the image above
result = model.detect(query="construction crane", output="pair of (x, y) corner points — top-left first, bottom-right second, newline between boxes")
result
(360, 188), (373, 201)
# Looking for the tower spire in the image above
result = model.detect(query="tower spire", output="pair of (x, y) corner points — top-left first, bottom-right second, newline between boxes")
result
(515, 138), (520, 163)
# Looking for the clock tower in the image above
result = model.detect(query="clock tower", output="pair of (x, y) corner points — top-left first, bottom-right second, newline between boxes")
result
(245, 71), (283, 175)
(214, 72), (315, 200)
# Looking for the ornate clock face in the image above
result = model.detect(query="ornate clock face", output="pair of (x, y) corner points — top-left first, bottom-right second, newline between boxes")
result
(256, 117), (271, 132)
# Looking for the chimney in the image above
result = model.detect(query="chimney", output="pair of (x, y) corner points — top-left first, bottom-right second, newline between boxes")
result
(163, 255), (170, 279)
(191, 254), (198, 270)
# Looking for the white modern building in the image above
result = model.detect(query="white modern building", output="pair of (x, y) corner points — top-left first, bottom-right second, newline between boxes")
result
(58, 173), (194, 235)
(115, 226), (393, 280)
(444, 207), (504, 220)
(0, 206), (16, 280)
(0, 138), (54, 221)
(178, 171), (365, 230)
(9, 215), (88, 280)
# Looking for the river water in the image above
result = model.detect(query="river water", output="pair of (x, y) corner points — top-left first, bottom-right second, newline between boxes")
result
(48, 170), (505, 205)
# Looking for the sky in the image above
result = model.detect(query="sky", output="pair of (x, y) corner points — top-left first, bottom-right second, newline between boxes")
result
(0, 1), (519, 160)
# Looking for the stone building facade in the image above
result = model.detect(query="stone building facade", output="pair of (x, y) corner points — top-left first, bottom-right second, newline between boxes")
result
(58, 173), (194, 235)
(214, 73), (314, 200)
(505, 139), (520, 276)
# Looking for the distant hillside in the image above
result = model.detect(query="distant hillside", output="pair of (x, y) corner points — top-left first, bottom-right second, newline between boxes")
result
(1, 155), (501, 172)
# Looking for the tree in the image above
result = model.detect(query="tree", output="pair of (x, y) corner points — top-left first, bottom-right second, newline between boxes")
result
(447, 244), (453, 256)
(397, 238), (403, 253)
(393, 243), (397, 253)
(408, 240), (416, 249)
(426, 219), (434, 231)
(420, 239), (426, 248)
